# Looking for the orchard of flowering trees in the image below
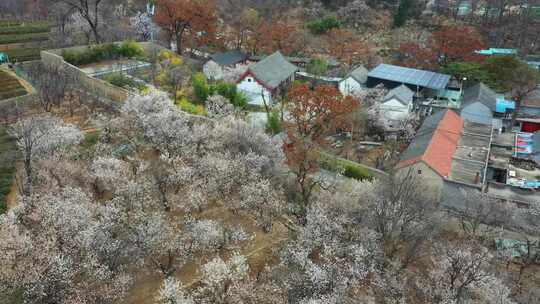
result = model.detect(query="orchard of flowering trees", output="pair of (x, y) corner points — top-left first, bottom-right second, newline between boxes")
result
(0, 90), (535, 304)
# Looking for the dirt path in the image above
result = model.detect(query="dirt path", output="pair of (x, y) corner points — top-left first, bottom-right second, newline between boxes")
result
(5, 180), (18, 209)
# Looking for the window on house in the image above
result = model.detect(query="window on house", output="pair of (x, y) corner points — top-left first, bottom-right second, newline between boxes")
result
(247, 78), (252, 82)
(417, 169), (422, 174)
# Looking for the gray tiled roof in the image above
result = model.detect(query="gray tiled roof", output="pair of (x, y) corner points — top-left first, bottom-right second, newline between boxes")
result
(249, 51), (298, 89)
(346, 65), (368, 84)
(461, 101), (493, 125)
(400, 110), (447, 161)
(384, 84), (414, 105)
(461, 83), (497, 112)
(211, 50), (247, 66)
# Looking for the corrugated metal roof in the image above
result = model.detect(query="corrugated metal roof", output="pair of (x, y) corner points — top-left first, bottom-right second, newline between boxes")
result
(367, 63), (450, 90)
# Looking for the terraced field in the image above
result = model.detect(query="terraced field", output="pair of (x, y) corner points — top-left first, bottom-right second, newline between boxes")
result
(0, 20), (52, 62)
(0, 70), (27, 100)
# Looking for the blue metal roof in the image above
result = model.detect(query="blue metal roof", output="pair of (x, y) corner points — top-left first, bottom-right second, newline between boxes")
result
(475, 48), (517, 56)
(367, 64), (451, 90)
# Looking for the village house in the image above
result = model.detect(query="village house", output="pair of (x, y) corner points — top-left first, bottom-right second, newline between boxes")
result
(460, 83), (498, 125)
(379, 84), (415, 130)
(399, 107), (540, 225)
(515, 86), (540, 132)
(397, 110), (492, 201)
(203, 50), (248, 80)
(237, 51), (298, 106)
(338, 65), (368, 96)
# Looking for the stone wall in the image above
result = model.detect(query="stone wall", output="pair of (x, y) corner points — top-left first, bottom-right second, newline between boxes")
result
(40, 49), (130, 102)
(39, 42), (168, 103)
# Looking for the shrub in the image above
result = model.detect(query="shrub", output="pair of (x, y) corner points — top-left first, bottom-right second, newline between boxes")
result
(192, 76), (247, 108)
(119, 40), (145, 58)
(307, 16), (341, 35)
(62, 41), (145, 66)
(103, 73), (146, 90)
(211, 82), (247, 108)
(266, 110), (282, 135)
(81, 130), (100, 150)
(177, 98), (206, 116)
(192, 72), (210, 103)
(343, 165), (372, 181)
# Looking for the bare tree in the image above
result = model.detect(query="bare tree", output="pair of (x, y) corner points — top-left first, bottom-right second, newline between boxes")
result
(51, 0), (118, 43)
(459, 192), (510, 239)
(28, 62), (78, 113)
(367, 169), (439, 262)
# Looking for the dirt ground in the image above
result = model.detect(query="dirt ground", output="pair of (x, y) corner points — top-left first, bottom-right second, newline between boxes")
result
(125, 205), (289, 304)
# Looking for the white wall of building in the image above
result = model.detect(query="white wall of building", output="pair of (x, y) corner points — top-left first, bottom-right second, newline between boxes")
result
(339, 77), (363, 96)
(380, 98), (411, 121)
(237, 75), (273, 106)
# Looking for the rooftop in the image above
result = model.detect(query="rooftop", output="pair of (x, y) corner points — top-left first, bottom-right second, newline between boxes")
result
(475, 48), (518, 56)
(384, 84), (414, 105)
(346, 65), (369, 84)
(448, 121), (492, 185)
(367, 63), (451, 90)
(398, 110), (463, 177)
(210, 50), (247, 66)
(398, 111), (492, 186)
(461, 83), (498, 111)
(247, 51), (298, 89)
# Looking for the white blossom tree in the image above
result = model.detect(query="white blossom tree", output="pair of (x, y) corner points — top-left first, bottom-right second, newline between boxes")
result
(130, 11), (159, 41)
(156, 277), (194, 304)
(195, 253), (249, 303)
(205, 94), (235, 119)
(9, 115), (82, 196)
(203, 60), (224, 81)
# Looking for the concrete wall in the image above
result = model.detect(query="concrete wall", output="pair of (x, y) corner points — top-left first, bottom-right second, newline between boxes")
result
(40, 49), (130, 102)
(238, 75), (272, 106)
(398, 161), (444, 202)
(380, 98), (410, 121)
(339, 77), (363, 96)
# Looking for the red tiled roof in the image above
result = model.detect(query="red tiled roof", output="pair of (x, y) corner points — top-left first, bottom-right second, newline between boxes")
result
(398, 110), (463, 177)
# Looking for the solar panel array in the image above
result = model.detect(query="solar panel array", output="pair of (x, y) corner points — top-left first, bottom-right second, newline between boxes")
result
(367, 64), (450, 90)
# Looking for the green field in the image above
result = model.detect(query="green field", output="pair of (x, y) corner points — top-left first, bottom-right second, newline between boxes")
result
(0, 20), (52, 62)
(4, 48), (42, 62)
(0, 70), (27, 100)
(0, 32), (49, 44)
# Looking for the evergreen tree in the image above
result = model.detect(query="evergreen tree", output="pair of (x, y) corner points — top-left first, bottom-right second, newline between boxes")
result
(393, 0), (411, 28)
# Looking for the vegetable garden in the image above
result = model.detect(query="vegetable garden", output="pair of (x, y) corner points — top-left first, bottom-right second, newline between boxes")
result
(0, 69), (27, 100)
(0, 20), (52, 62)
